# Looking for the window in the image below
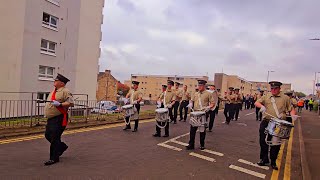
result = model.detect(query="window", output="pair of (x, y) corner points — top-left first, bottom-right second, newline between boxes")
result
(38, 66), (55, 80)
(42, 12), (58, 29)
(37, 92), (50, 100)
(46, 0), (60, 6)
(41, 39), (57, 55)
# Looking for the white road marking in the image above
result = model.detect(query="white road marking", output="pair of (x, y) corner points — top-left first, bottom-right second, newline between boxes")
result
(171, 140), (189, 146)
(162, 132), (190, 144)
(238, 159), (269, 170)
(157, 143), (182, 151)
(245, 112), (255, 116)
(236, 123), (248, 126)
(201, 149), (224, 157)
(189, 152), (216, 162)
(229, 165), (266, 179)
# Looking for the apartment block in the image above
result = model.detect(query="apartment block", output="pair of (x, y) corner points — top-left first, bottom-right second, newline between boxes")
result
(125, 74), (209, 101)
(0, 0), (104, 100)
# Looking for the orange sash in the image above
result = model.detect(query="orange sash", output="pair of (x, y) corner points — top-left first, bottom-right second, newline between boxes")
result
(51, 89), (68, 126)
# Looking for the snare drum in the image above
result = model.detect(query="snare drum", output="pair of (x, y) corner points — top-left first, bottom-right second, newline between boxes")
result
(189, 111), (207, 127)
(122, 104), (134, 117)
(266, 118), (294, 139)
(155, 108), (169, 122)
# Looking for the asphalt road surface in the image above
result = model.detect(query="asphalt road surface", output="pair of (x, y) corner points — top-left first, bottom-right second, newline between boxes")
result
(0, 108), (303, 180)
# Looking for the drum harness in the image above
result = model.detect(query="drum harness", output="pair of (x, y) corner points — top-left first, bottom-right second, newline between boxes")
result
(124, 90), (138, 126)
(156, 91), (169, 129)
(189, 93), (208, 131)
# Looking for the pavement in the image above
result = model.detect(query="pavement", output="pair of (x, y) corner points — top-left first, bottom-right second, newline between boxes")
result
(298, 109), (320, 179)
(0, 108), (310, 179)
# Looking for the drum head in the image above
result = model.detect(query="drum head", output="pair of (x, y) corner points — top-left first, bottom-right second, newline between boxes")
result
(155, 108), (168, 113)
(271, 118), (292, 126)
(122, 105), (133, 109)
(191, 111), (206, 116)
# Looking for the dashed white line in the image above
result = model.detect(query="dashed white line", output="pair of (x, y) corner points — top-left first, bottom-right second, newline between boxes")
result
(189, 152), (216, 162)
(238, 159), (269, 170)
(157, 143), (182, 151)
(170, 140), (189, 146)
(245, 112), (255, 116)
(201, 149), (224, 157)
(229, 165), (266, 179)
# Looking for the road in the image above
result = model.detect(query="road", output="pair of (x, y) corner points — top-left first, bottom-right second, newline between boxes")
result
(0, 109), (303, 179)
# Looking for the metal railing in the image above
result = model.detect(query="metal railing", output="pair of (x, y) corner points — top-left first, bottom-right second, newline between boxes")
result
(0, 99), (156, 129)
(0, 91), (159, 129)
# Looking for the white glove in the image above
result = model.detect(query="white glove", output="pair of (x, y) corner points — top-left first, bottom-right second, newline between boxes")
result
(133, 100), (138, 104)
(167, 104), (172, 108)
(51, 100), (61, 107)
(204, 106), (211, 112)
(157, 104), (162, 108)
(187, 102), (193, 108)
(259, 106), (266, 113)
(123, 98), (129, 105)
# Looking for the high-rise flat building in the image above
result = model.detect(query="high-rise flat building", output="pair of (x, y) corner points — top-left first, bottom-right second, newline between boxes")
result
(0, 0), (104, 100)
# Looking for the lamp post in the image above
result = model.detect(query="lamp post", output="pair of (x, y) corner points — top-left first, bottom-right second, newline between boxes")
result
(267, 70), (275, 83)
(313, 72), (320, 96)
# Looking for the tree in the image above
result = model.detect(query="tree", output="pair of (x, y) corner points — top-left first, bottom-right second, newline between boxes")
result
(295, 92), (306, 98)
(117, 82), (130, 96)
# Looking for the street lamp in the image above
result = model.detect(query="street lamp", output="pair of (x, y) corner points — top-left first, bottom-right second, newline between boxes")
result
(267, 70), (275, 83)
(313, 72), (320, 96)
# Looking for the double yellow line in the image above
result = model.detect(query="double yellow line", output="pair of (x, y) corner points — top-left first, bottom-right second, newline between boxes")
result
(0, 119), (154, 145)
(271, 121), (295, 180)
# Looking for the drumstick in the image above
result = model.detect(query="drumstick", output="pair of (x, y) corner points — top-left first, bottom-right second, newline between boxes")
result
(35, 99), (89, 107)
(264, 112), (277, 119)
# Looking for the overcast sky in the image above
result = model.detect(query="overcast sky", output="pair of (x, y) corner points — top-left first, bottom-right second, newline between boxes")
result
(99, 0), (320, 95)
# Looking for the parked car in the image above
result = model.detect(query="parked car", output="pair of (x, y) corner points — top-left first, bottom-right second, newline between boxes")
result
(91, 101), (118, 114)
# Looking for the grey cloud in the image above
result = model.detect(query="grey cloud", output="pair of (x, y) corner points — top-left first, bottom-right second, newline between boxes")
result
(100, 0), (320, 94)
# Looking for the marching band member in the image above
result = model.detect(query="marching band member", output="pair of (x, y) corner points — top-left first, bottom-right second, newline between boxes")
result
(172, 82), (183, 124)
(234, 88), (243, 121)
(255, 81), (296, 170)
(179, 85), (191, 122)
(153, 80), (176, 137)
(123, 81), (142, 132)
(186, 80), (215, 150)
(44, 74), (74, 166)
(207, 84), (218, 132)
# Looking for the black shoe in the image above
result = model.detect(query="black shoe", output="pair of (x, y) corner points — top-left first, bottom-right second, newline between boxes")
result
(200, 146), (205, 150)
(59, 145), (68, 156)
(132, 129), (138, 132)
(123, 127), (131, 130)
(163, 134), (169, 137)
(208, 129), (212, 132)
(271, 163), (278, 170)
(44, 159), (59, 166)
(186, 145), (194, 150)
(226, 121), (230, 125)
(257, 160), (269, 166)
(153, 133), (161, 137)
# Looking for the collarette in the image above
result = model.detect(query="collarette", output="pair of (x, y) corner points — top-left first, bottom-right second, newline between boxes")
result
(55, 87), (64, 92)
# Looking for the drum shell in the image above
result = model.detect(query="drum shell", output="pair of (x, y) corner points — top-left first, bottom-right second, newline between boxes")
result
(266, 119), (293, 139)
(155, 108), (169, 122)
(189, 112), (206, 127)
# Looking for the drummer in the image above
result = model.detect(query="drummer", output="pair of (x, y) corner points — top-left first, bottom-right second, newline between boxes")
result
(153, 80), (176, 137)
(123, 81), (142, 132)
(255, 81), (296, 170)
(186, 80), (215, 150)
